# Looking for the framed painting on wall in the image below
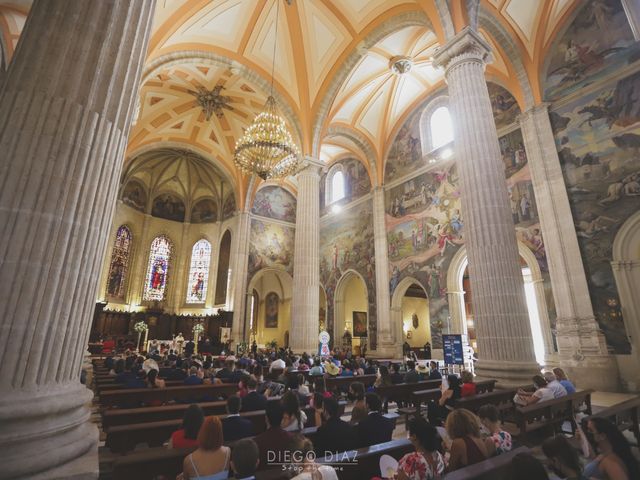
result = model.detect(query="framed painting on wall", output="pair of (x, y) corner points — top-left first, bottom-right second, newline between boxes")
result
(353, 311), (367, 337)
(265, 292), (279, 328)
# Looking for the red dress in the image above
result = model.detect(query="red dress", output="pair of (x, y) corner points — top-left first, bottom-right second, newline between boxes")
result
(461, 382), (477, 397)
(170, 429), (199, 449)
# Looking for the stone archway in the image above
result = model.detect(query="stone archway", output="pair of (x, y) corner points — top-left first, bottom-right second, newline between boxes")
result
(447, 241), (555, 366)
(246, 268), (293, 348)
(390, 276), (430, 359)
(334, 269), (369, 351)
(612, 211), (640, 390)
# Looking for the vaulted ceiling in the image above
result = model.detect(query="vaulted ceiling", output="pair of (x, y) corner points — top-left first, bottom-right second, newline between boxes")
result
(0, 0), (584, 207)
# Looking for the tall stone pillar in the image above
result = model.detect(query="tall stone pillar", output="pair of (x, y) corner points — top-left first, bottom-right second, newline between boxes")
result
(433, 28), (539, 386)
(290, 158), (323, 354)
(519, 104), (618, 390)
(372, 187), (396, 356)
(0, 1), (155, 478)
(230, 211), (251, 345)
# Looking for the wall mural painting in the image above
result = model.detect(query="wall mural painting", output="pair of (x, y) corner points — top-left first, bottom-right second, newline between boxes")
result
(252, 186), (297, 223)
(106, 225), (132, 300)
(551, 70), (640, 353)
(544, 0), (640, 101)
(248, 220), (294, 277)
(151, 193), (186, 222)
(320, 158), (371, 214)
(121, 180), (147, 212)
(488, 82), (521, 130)
(384, 109), (423, 183)
(265, 292), (279, 328)
(222, 194), (236, 220)
(320, 201), (377, 349)
(500, 128), (557, 327)
(385, 162), (463, 348)
(191, 198), (218, 223)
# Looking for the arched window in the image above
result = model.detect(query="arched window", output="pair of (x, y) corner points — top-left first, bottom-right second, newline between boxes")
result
(106, 225), (132, 300)
(143, 235), (172, 301)
(331, 171), (345, 203)
(430, 106), (454, 150)
(186, 239), (212, 303)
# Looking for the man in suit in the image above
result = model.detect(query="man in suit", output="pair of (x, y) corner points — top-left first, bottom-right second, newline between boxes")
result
(230, 438), (260, 480)
(216, 359), (235, 383)
(253, 401), (292, 470)
(356, 393), (394, 448)
(184, 366), (203, 385)
(313, 397), (358, 455)
(222, 395), (255, 441)
(404, 360), (420, 383)
(241, 378), (268, 412)
(428, 361), (442, 380)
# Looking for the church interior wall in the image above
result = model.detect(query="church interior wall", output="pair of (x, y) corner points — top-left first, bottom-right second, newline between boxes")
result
(401, 295), (431, 348)
(338, 273), (368, 348)
(250, 269), (292, 349)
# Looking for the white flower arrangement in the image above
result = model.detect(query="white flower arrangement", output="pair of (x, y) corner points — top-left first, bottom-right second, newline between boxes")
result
(133, 321), (148, 333)
(192, 323), (205, 335)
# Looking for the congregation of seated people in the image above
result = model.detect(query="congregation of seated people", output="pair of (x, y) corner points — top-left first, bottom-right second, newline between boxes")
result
(97, 347), (638, 480)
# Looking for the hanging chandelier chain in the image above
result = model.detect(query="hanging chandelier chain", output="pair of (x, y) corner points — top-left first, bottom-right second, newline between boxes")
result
(270, 0), (280, 97)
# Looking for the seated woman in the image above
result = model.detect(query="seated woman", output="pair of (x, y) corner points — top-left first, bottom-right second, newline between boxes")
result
(169, 404), (205, 449)
(290, 435), (338, 480)
(584, 417), (639, 480)
(445, 409), (495, 472)
(427, 375), (461, 425)
(477, 404), (511, 454)
(281, 390), (307, 431)
(460, 371), (476, 397)
(513, 375), (553, 406)
(396, 418), (445, 480)
(348, 381), (367, 425)
(180, 416), (231, 480)
(147, 369), (166, 388)
(541, 435), (583, 479)
(552, 367), (576, 395)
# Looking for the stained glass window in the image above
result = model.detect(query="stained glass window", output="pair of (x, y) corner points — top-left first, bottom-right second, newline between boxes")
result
(143, 235), (172, 301)
(186, 239), (212, 304)
(106, 225), (132, 300)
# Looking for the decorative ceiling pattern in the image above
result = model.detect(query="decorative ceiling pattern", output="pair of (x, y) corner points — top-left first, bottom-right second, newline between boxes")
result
(1, 0), (586, 200)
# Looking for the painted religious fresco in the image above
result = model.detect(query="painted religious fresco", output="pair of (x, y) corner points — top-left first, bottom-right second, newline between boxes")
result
(222, 194), (236, 220)
(384, 109), (423, 183)
(252, 186), (296, 223)
(488, 82), (521, 130)
(248, 219), (294, 277)
(319, 200), (377, 348)
(121, 180), (147, 212)
(320, 158), (371, 214)
(551, 70), (640, 353)
(191, 198), (217, 223)
(385, 162), (463, 348)
(151, 193), (186, 222)
(544, 0), (640, 101)
(265, 292), (279, 328)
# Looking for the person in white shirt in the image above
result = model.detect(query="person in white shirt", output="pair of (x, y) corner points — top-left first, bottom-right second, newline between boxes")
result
(513, 375), (554, 406)
(142, 355), (159, 373)
(543, 371), (568, 399)
(270, 357), (286, 372)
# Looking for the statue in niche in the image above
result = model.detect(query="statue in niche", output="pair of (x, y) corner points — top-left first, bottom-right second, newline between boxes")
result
(412, 313), (419, 329)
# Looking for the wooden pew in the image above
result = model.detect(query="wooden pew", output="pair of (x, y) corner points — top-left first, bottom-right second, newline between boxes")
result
(474, 379), (498, 394)
(581, 395), (640, 445)
(376, 379), (442, 409)
(512, 389), (593, 437)
(97, 380), (185, 392)
(111, 446), (290, 480)
(453, 388), (516, 415)
(325, 374), (377, 393)
(442, 446), (529, 479)
(316, 439), (413, 480)
(100, 383), (239, 408)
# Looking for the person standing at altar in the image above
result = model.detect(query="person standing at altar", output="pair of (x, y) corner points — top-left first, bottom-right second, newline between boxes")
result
(185, 339), (195, 357)
(174, 333), (185, 355)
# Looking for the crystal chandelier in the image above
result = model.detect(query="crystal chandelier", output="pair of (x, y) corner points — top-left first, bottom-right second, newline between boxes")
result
(233, 0), (300, 179)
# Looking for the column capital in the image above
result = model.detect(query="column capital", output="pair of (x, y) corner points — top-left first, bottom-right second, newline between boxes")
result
(518, 102), (552, 123)
(297, 156), (325, 177)
(433, 27), (492, 71)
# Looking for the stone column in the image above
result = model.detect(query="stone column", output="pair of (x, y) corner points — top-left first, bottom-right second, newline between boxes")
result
(433, 28), (539, 386)
(172, 223), (191, 311)
(372, 187), (395, 356)
(129, 213), (153, 307)
(0, 1), (155, 478)
(519, 104), (618, 390)
(230, 211), (251, 345)
(290, 158), (323, 354)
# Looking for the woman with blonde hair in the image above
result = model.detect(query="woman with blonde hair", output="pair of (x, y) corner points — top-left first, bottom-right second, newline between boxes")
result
(552, 367), (576, 394)
(180, 416), (230, 480)
(445, 408), (495, 472)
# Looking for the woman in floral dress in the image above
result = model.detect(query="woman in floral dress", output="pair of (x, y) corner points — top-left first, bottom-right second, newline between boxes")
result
(397, 418), (445, 480)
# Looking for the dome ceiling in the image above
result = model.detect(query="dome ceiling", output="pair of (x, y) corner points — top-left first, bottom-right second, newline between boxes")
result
(1, 0), (585, 202)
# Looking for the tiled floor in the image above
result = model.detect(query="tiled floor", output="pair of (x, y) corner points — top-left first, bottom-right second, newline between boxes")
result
(591, 390), (637, 408)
